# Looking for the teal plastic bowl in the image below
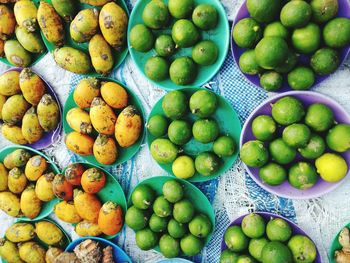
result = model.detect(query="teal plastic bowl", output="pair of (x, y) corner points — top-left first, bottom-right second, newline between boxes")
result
(329, 222), (350, 263)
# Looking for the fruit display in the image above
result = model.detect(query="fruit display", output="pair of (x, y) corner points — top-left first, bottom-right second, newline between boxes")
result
(240, 91), (350, 198)
(38, 0), (129, 75)
(0, 218), (70, 263)
(63, 77), (144, 166)
(53, 162), (127, 239)
(125, 176), (215, 258)
(232, 0), (350, 92)
(128, 0), (230, 90)
(0, 0), (47, 67)
(0, 145), (60, 220)
(331, 225), (350, 263)
(220, 212), (320, 263)
(147, 88), (241, 182)
(0, 68), (61, 149)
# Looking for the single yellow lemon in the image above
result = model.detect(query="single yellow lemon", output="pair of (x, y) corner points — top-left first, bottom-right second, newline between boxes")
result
(172, 155), (195, 179)
(315, 153), (348, 183)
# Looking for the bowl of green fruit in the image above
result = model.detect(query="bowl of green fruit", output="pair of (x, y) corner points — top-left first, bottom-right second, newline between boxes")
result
(231, 0), (350, 92)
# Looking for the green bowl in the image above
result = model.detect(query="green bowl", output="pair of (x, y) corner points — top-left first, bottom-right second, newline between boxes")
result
(0, 145), (60, 221)
(147, 87), (241, 182)
(127, 176), (215, 253)
(42, 0), (129, 76)
(127, 0), (230, 91)
(62, 162), (127, 239)
(329, 222), (350, 263)
(63, 77), (145, 167)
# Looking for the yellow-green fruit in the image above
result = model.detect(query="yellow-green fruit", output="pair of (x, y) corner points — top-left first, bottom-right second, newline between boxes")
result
(35, 173), (55, 202)
(66, 107), (92, 134)
(0, 94), (5, 120)
(35, 221), (64, 246)
(2, 124), (28, 145)
(54, 47), (92, 74)
(22, 108), (44, 144)
(70, 8), (99, 43)
(20, 185), (42, 219)
(5, 222), (35, 243)
(18, 241), (46, 263)
(51, 0), (76, 22)
(99, 2), (128, 50)
(24, 155), (47, 181)
(45, 247), (63, 263)
(0, 163), (8, 191)
(37, 94), (59, 132)
(0, 191), (20, 217)
(0, 5), (16, 40)
(37, 1), (64, 46)
(80, 0), (112, 6)
(0, 238), (24, 263)
(90, 97), (117, 135)
(8, 167), (27, 194)
(93, 134), (118, 165)
(75, 220), (102, 237)
(4, 149), (31, 169)
(65, 131), (94, 156)
(89, 34), (114, 75)
(0, 70), (20, 96)
(115, 105), (142, 147)
(15, 26), (45, 53)
(4, 40), (32, 67)
(19, 68), (46, 106)
(54, 200), (82, 223)
(2, 94), (30, 125)
(14, 0), (38, 32)
(73, 77), (100, 109)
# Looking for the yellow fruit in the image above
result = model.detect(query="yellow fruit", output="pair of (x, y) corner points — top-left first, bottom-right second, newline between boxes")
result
(35, 221), (63, 246)
(0, 70), (20, 96)
(37, 94), (60, 132)
(65, 131), (94, 156)
(74, 189), (101, 223)
(5, 222), (35, 243)
(2, 124), (28, 145)
(15, 26), (45, 53)
(54, 200), (82, 223)
(22, 107), (44, 144)
(0, 191), (20, 217)
(90, 97), (117, 135)
(0, 162), (8, 191)
(93, 134), (118, 165)
(80, 0), (112, 6)
(35, 173), (55, 202)
(315, 153), (348, 183)
(100, 81), (128, 109)
(8, 167), (27, 194)
(45, 247), (63, 263)
(2, 94), (30, 125)
(14, 0), (38, 32)
(70, 8), (99, 43)
(19, 68), (46, 105)
(20, 185), (42, 219)
(0, 94), (6, 120)
(66, 107), (92, 134)
(0, 238), (24, 263)
(4, 148), (31, 169)
(0, 5), (16, 40)
(18, 241), (46, 263)
(73, 77), (100, 109)
(75, 220), (102, 237)
(4, 39), (32, 67)
(89, 34), (114, 75)
(24, 155), (47, 181)
(172, 155), (195, 179)
(54, 47), (92, 74)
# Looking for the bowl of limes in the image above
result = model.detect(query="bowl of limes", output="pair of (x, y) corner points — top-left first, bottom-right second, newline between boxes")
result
(231, 0), (350, 92)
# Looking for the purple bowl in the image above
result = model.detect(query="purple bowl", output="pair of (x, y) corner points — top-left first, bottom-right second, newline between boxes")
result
(231, 0), (350, 92)
(220, 212), (322, 262)
(2, 68), (62, 150)
(240, 91), (350, 199)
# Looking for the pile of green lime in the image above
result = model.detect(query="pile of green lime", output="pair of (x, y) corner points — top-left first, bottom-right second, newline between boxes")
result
(147, 89), (236, 180)
(129, 0), (220, 86)
(221, 213), (317, 263)
(232, 0), (350, 91)
(125, 179), (213, 258)
(240, 96), (350, 189)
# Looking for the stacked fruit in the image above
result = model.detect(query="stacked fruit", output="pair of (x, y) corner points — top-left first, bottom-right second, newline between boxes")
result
(0, 0), (46, 67)
(130, 0), (220, 85)
(0, 148), (58, 219)
(65, 77), (142, 165)
(37, 0), (128, 75)
(241, 96), (350, 189)
(125, 179), (213, 258)
(0, 69), (60, 145)
(0, 220), (69, 263)
(233, 0), (350, 91)
(221, 213), (317, 263)
(53, 163), (124, 237)
(148, 89), (236, 179)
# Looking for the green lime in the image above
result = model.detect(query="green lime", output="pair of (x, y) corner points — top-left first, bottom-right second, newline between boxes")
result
(323, 18), (350, 48)
(192, 40), (218, 66)
(260, 71), (283, 92)
(213, 135), (236, 157)
(249, 237), (269, 262)
(135, 228), (158, 250)
(239, 50), (263, 75)
(261, 241), (293, 263)
(159, 234), (180, 258)
(145, 56), (169, 81)
(264, 21), (289, 40)
(195, 152), (220, 176)
(271, 96), (305, 126)
(280, 0), (312, 28)
(259, 162), (287, 186)
(310, 0), (338, 24)
(172, 155), (196, 179)
(132, 184), (156, 209)
(275, 50), (298, 74)
(130, 24), (154, 52)
(153, 195), (172, 217)
(192, 119), (219, 143)
(288, 162), (318, 190)
(292, 23), (321, 54)
(162, 180), (184, 203)
(173, 199), (195, 223)
(310, 48), (340, 75)
(162, 90), (188, 119)
(169, 56), (197, 85)
(316, 153), (348, 182)
(240, 140), (269, 168)
(180, 234), (204, 256)
(168, 120), (192, 145)
(237, 255), (257, 263)
(150, 138), (178, 164)
(192, 4), (218, 30)
(242, 213), (266, 238)
(168, 218), (188, 238)
(266, 218), (292, 242)
(326, 124), (350, 152)
(224, 225), (249, 252)
(189, 213), (212, 238)
(155, 35), (176, 57)
(172, 19), (199, 48)
(269, 138), (297, 165)
(220, 249), (239, 263)
(288, 67), (315, 90)
(233, 18), (263, 48)
(255, 37), (288, 69)
(147, 115), (168, 137)
(288, 235), (317, 263)
(252, 115), (277, 141)
(168, 0), (194, 19)
(142, 0), (170, 29)
(149, 213), (169, 233)
(282, 124), (311, 148)
(125, 206), (149, 231)
(189, 89), (218, 118)
(246, 0), (281, 23)
(305, 103), (334, 132)
(299, 134), (326, 159)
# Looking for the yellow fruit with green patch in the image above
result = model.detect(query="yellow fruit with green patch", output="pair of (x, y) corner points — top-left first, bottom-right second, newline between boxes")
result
(52, 0), (77, 22)
(0, 5), (16, 40)
(2, 124), (28, 145)
(20, 185), (42, 219)
(22, 108), (44, 144)
(54, 200), (82, 223)
(0, 238), (24, 263)
(4, 149), (31, 169)
(8, 167), (27, 194)
(35, 221), (64, 246)
(70, 8), (99, 43)
(75, 220), (102, 237)
(14, 0), (38, 32)
(54, 47), (92, 74)
(90, 97), (117, 135)
(80, 0), (112, 6)
(18, 241), (46, 263)
(4, 40), (32, 67)
(19, 68), (46, 106)
(0, 94), (6, 120)
(0, 163), (8, 191)
(0, 70), (20, 96)
(66, 107), (92, 134)
(93, 134), (118, 165)
(89, 34), (114, 75)
(101, 81), (128, 109)
(2, 94), (30, 125)
(15, 26), (45, 54)
(0, 191), (20, 217)
(24, 155), (47, 181)
(5, 222), (35, 243)
(73, 77), (100, 109)
(37, 94), (59, 132)
(65, 131), (94, 156)
(35, 173), (55, 202)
